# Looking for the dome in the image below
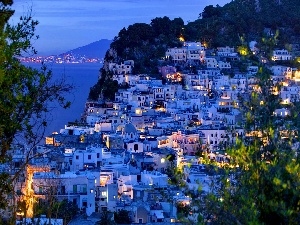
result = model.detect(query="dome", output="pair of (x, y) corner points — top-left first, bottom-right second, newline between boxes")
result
(124, 123), (137, 134)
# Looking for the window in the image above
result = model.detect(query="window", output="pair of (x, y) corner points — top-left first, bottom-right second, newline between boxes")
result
(14, 161), (20, 168)
(134, 144), (138, 151)
(76, 155), (79, 160)
(73, 185), (77, 193)
(97, 153), (100, 158)
(88, 155), (91, 160)
(61, 186), (65, 195)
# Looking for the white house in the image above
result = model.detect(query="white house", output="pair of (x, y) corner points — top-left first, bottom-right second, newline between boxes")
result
(117, 174), (138, 199)
(206, 58), (218, 68)
(109, 60), (134, 75)
(272, 49), (292, 61)
(140, 170), (168, 187)
(165, 47), (186, 62)
(217, 46), (236, 57)
(280, 85), (300, 104)
(127, 141), (144, 153)
(71, 147), (102, 171)
(274, 108), (291, 117)
(32, 170), (99, 216)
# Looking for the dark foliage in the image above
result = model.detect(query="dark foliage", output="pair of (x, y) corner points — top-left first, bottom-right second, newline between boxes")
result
(96, 210), (115, 225)
(34, 199), (78, 225)
(0, 2), (73, 223)
(186, 0), (300, 48)
(200, 67), (300, 224)
(114, 210), (131, 224)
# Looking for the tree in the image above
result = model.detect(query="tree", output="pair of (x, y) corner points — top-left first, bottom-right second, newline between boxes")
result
(199, 66), (300, 224)
(114, 209), (131, 224)
(96, 210), (115, 225)
(176, 202), (192, 218)
(0, 1), (72, 223)
(31, 172), (67, 223)
(34, 199), (78, 225)
(201, 5), (222, 19)
(150, 16), (172, 37)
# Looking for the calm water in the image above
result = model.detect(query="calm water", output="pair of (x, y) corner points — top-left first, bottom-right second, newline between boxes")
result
(24, 63), (102, 136)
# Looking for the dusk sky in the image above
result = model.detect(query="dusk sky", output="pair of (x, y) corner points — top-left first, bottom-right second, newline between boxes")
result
(11, 0), (231, 55)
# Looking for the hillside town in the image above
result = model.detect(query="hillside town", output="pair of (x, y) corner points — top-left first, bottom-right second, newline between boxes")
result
(4, 40), (300, 224)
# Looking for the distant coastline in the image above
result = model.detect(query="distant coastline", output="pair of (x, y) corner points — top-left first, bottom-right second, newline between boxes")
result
(18, 54), (104, 64)
(19, 39), (112, 64)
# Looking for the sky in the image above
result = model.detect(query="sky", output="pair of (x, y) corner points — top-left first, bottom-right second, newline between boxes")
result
(11, 0), (231, 55)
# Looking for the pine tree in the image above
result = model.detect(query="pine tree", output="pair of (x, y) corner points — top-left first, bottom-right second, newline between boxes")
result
(0, 1), (72, 223)
(200, 66), (300, 224)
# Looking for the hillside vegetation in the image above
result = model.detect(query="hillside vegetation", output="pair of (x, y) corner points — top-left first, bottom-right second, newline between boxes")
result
(185, 0), (300, 47)
(88, 0), (300, 101)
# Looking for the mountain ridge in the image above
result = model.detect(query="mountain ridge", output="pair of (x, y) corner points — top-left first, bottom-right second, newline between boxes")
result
(62, 39), (112, 59)
(20, 39), (113, 63)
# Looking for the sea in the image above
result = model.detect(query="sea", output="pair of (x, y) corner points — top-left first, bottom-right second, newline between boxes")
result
(23, 62), (102, 137)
